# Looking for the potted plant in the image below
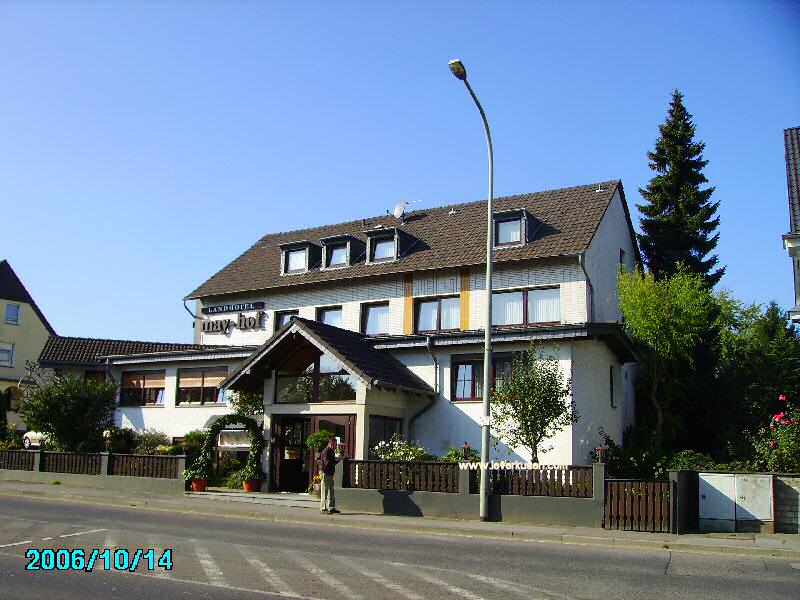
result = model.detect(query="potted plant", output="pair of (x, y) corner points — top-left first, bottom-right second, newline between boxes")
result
(240, 461), (263, 492)
(182, 459), (213, 492)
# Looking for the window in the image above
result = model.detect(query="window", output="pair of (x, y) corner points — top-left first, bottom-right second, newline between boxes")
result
(452, 355), (514, 401)
(0, 342), (14, 368)
(326, 243), (348, 268)
(492, 288), (560, 326)
(120, 371), (166, 406)
(416, 297), (460, 332)
(285, 248), (307, 273)
(371, 237), (395, 262)
(275, 351), (357, 403)
(318, 306), (343, 328)
(177, 367), (228, 405)
(495, 218), (522, 246)
(5, 304), (20, 325)
(275, 310), (299, 330)
(368, 416), (403, 459)
(362, 302), (390, 335)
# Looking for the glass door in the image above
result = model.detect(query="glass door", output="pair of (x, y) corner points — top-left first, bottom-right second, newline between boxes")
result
(271, 416), (310, 492)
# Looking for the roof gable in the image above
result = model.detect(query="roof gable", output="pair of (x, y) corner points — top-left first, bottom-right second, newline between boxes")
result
(187, 180), (622, 300)
(0, 260), (56, 335)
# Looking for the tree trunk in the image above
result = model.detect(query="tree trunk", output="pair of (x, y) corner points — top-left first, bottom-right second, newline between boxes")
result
(531, 445), (539, 464)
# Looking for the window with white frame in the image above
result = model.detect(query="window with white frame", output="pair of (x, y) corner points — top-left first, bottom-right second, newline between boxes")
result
(326, 243), (348, 268)
(275, 310), (299, 330)
(492, 288), (560, 326)
(370, 237), (395, 262)
(285, 248), (307, 273)
(0, 342), (14, 367)
(5, 304), (20, 325)
(495, 217), (522, 246)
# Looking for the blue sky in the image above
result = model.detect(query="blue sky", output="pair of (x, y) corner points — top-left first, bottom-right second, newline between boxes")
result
(2, 1), (798, 343)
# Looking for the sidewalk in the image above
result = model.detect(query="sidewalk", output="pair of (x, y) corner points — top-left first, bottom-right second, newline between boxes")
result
(2, 479), (799, 560)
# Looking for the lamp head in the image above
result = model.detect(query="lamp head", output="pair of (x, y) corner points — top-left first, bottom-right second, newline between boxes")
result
(448, 59), (467, 81)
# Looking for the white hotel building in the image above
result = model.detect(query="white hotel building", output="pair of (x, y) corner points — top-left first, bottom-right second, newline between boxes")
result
(39, 180), (638, 492)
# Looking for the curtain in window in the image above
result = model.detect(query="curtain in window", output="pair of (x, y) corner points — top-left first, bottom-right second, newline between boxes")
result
(328, 245), (347, 265)
(417, 301), (437, 331)
(365, 304), (389, 334)
(492, 291), (523, 325)
(321, 308), (342, 327)
(287, 249), (306, 271)
(528, 288), (560, 323)
(372, 239), (394, 260)
(440, 297), (460, 330)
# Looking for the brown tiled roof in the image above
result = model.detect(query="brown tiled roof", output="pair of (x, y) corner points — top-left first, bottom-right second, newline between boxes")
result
(0, 260), (56, 335)
(187, 180), (633, 299)
(38, 336), (206, 366)
(224, 318), (434, 395)
(786, 127), (800, 233)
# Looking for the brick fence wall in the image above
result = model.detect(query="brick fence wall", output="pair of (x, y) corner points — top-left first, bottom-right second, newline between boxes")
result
(775, 476), (800, 534)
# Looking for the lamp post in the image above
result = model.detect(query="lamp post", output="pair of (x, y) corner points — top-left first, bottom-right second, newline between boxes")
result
(448, 58), (493, 521)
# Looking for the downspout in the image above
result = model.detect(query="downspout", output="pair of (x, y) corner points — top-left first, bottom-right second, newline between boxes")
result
(408, 336), (438, 440)
(577, 252), (595, 323)
(183, 299), (203, 342)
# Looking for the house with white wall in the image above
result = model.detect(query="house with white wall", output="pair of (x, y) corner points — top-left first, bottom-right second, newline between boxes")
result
(38, 179), (640, 493)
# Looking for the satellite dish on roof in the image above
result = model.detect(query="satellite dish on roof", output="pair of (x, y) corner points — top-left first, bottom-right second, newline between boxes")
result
(392, 200), (406, 220)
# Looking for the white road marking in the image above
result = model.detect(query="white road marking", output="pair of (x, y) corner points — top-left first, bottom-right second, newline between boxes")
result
(791, 562), (800, 570)
(0, 540), (32, 548)
(239, 547), (296, 597)
(287, 550), (363, 599)
(59, 528), (107, 539)
(342, 557), (426, 600)
(41, 537), (53, 541)
(411, 568), (485, 600)
(195, 546), (228, 587)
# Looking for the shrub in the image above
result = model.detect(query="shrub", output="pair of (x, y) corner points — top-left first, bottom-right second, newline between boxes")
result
(223, 469), (245, 489)
(751, 399), (800, 472)
(0, 424), (22, 450)
(106, 426), (138, 453)
(155, 444), (184, 456)
(217, 452), (242, 476)
(306, 428), (334, 453)
(439, 444), (481, 462)
(133, 428), (170, 455)
(18, 375), (117, 452)
(373, 434), (436, 462)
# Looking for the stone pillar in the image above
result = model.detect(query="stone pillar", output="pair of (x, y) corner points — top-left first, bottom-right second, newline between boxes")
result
(668, 470), (699, 534)
(100, 452), (110, 476)
(458, 465), (471, 496)
(335, 458), (346, 488)
(31, 449), (42, 472)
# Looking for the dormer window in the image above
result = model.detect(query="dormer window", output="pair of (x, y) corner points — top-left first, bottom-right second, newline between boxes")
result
(495, 217), (522, 246)
(371, 237), (395, 262)
(286, 249), (307, 273)
(493, 209), (539, 249)
(327, 244), (348, 267)
(280, 241), (321, 275)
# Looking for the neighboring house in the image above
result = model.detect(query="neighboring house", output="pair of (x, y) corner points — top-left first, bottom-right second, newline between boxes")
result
(38, 336), (255, 440)
(782, 126), (800, 322)
(0, 260), (56, 430)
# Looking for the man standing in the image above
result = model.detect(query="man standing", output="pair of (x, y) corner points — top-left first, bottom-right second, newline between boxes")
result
(320, 436), (341, 514)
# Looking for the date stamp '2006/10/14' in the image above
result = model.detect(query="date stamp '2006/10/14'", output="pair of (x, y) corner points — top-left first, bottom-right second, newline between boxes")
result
(25, 548), (173, 572)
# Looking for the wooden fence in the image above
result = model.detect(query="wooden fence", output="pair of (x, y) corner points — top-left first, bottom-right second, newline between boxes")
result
(0, 450), (34, 471)
(41, 451), (102, 475)
(604, 479), (671, 533)
(478, 466), (594, 497)
(110, 454), (181, 479)
(345, 460), (460, 493)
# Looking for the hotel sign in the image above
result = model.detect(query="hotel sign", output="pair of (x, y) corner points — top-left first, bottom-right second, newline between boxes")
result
(201, 310), (266, 334)
(202, 302), (265, 315)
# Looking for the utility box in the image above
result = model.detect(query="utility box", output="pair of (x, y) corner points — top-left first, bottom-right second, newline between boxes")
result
(699, 473), (774, 533)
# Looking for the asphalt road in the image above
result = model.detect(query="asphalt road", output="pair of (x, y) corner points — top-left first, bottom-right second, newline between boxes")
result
(0, 495), (797, 600)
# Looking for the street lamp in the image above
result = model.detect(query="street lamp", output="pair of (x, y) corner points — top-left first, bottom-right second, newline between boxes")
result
(448, 58), (493, 522)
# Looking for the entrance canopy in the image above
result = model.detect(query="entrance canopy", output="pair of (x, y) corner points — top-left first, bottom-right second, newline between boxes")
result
(222, 318), (434, 398)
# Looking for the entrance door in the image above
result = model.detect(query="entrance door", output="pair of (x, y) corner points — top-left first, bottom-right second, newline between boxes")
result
(271, 416), (310, 492)
(309, 414), (356, 481)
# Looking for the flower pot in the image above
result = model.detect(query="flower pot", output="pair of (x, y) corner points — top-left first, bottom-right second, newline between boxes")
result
(191, 478), (208, 492)
(312, 483), (321, 497)
(243, 479), (261, 492)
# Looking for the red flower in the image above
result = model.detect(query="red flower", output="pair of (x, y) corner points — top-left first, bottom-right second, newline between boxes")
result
(769, 440), (777, 449)
(779, 394), (787, 402)
(774, 412), (786, 422)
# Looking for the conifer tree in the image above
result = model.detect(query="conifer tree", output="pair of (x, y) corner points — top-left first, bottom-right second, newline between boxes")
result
(637, 90), (724, 287)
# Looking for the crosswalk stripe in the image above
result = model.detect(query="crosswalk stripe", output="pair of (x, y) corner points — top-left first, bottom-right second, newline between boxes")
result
(286, 550), (363, 599)
(147, 536), (171, 578)
(461, 572), (567, 599)
(411, 568), (485, 600)
(341, 557), (426, 600)
(195, 546), (228, 587)
(239, 547), (296, 597)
